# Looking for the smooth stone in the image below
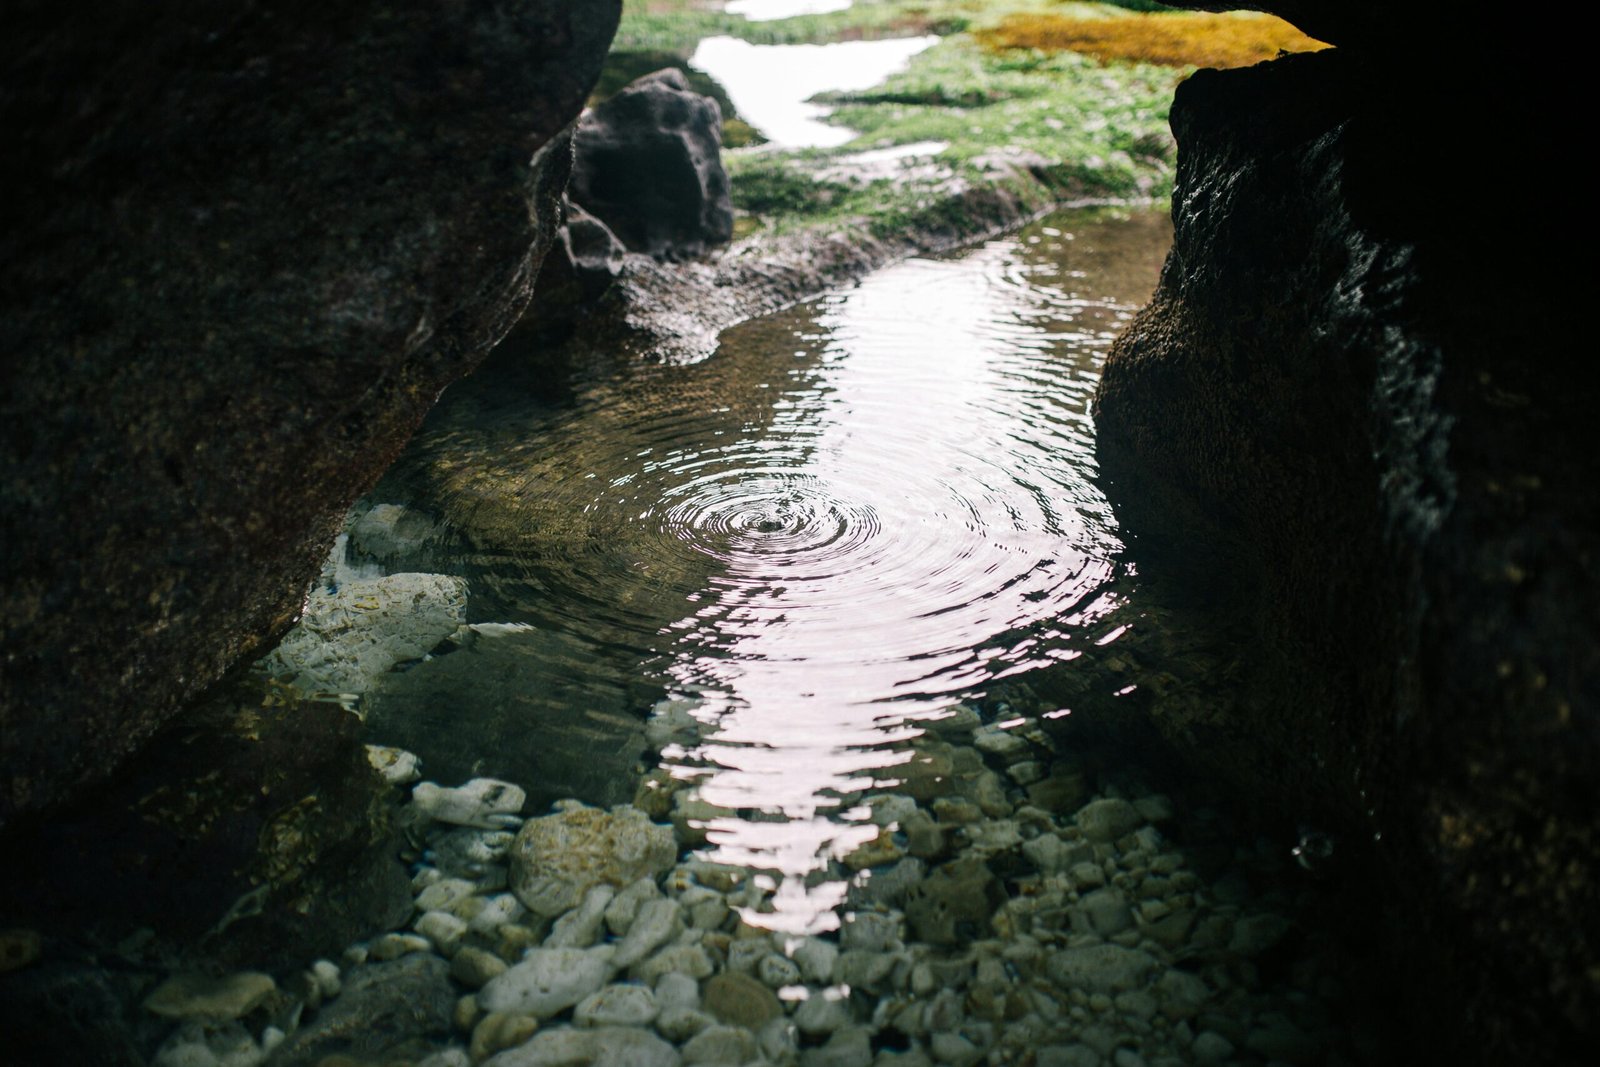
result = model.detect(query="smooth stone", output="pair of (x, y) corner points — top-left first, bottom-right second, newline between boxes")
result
(655, 972), (701, 1010)
(682, 1024), (759, 1065)
(1153, 969), (1209, 1019)
(574, 983), (659, 1027)
(1191, 1030), (1234, 1063)
(972, 724), (1029, 760)
(902, 809), (947, 860)
(472, 1011), (540, 1062)
(604, 876), (662, 936)
(612, 897), (684, 967)
(414, 778), (527, 829)
(848, 857), (927, 909)
(1022, 833), (1069, 874)
(794, 992), (852, 1037)
(1068, 861), (1107, 890)
(1007, 760), (1044, 786)
(758, 952), (801, 988)
(1134, 795), (1175, 823)
(759, 1018), (801, 1063)
(841, 911), (902, 953)
(420, 1050), (473, 1067)
(1079, 888), (1134, 938)
(845, 828), (906, 871)
(546, 884), (617, 948)
(456, 993), (482, 1032)
(452, 947), (509, 989)
(468, 893), (527, 935)
(792, 938), (840, 984)
(837, 950), (898, 992)
(144, 971), (276, 1020)
(415, 909), (469, 956)
(310, 959), (341, 999)
(655, 1006), (716, 1042)
(631, 943), (715, 984)
(703, 970), (782, 1028)
(417, 877), (477, 912)
(866, 793), (919, 827)
(929, 1030), (983, 1066)
(482, 1025), (681, 1067)
(800, 1025), (873, 1067)
(1045, 944), (1158, 994)
(478, 947), (617, 1019)
(1076, 799), (1143, 843)
(150, 1020), (262, 1067)
(510, 805), (676, 918)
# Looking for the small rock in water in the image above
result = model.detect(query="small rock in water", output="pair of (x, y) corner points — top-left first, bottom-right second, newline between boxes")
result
(414, 910), (469, 956)
(611, 897), (684, 967)
(1045, 944), (1158, 994)
(413, 778), (526, 829)
(487, 1025), (680, 1067)
(150, 1020), (263, 1067)
(574, 983), (659, 1027)
(510, 804), (677, 918)
(604, 876), (662, 936)
(546, 884), (617, 948)
(478, 946), (617, 1019)
(472, 1011), (540, 1062)
(682, 1023), (759, 1065)
(791, 937), (840, 984)
(366, 743), (423, 784)
(704, 970), (782, 1028)
(452, 947), (509, 989)
(1076, 798), (1143, 843)
(144, 971), (276, 1020)
(794, 991), (853, 1037)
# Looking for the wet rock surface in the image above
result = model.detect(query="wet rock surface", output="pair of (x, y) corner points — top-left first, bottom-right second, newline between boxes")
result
(1095, 45), (1591, 1061)
(570, 68), (734, 261)
(0, 0), (621, 826)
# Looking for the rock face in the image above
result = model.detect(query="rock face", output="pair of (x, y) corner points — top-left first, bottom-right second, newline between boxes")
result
(0, 0), (621, 826)
(569, 68), (733, 260)
(1094, 45), (1590, 1062)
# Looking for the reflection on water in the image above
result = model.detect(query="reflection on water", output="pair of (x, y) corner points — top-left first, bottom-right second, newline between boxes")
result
(373, 208), (1174, 932)
(688, 34), (937, 147)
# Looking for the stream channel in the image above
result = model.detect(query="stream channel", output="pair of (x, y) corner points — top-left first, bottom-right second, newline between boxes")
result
(323, 206), (1393, 1065)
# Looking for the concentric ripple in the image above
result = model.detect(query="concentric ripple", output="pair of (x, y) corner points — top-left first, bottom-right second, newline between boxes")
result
(381, 207), (1175, 932)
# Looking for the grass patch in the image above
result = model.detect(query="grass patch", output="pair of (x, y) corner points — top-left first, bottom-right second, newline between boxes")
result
(975, 11), (1329, 69)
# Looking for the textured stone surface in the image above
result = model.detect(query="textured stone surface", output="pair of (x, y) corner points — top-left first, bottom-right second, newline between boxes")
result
(1094, 45), (1590, 1062)
(0, 681), (411, 971)
(267, 954), (455, 1067)
(0, 0), (621, 826)
(509, 805), (677, 918)
(570, 68), (732, 260)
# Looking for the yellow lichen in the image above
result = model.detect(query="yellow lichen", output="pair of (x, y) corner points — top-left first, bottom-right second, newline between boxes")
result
(976, 12), (1330, 70)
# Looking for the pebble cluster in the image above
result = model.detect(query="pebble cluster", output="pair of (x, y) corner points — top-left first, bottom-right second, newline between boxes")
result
(143, 702), (1359, 1067)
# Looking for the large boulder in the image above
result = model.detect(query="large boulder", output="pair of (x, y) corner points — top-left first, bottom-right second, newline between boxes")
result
(569, 68), (733, 260)
(1094, 46), (1590, 1062)
(0, 1), (621, 826)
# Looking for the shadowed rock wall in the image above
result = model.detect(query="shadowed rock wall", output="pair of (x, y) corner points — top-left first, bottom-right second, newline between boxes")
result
(1095, 41), (1592, 1063)
(0, 1), (620, 826)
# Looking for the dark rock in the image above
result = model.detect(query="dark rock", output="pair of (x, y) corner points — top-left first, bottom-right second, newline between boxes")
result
(0, 0), (621, 827)
(267, 954), (455, 1067)
(0, 961), (163, 1067)
(0, 680), (411, 972)
(364, 628), (650, 811)
(570, 68), (733, 259)
(1094, 47), (1590, 1062)
(530, 197), (629, 314)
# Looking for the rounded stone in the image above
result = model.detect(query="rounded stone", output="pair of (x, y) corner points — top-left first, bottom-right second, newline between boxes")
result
(509, 804), (677, 918)
(704, 970), (782, 1028)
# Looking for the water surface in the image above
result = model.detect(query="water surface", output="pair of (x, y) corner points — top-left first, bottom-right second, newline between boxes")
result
(373, 207), (1174, 932)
